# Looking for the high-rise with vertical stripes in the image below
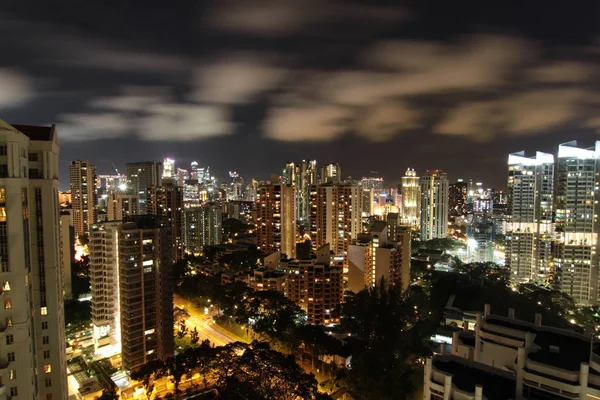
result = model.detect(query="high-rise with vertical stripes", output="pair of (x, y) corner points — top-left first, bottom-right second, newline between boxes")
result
(0, 120), (67, 399)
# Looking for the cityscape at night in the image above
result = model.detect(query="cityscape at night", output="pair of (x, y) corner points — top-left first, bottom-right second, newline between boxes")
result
(1, 1), (600, 400)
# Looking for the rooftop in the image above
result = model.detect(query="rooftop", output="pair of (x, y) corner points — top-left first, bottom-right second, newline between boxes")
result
(11, 124), (55, 141)
(433, 358), (515, 400)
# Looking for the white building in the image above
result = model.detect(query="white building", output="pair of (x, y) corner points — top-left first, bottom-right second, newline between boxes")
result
(506, 151), (554, 283)
(425, 304), (600, 400)
(420, 170), (449, 240)
(0, 121), (67, 399)
(70, 160), (97, 238)
(401, 168), (420, 229)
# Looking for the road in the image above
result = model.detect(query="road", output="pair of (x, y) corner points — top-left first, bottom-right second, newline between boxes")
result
(174, 294), (238, 347)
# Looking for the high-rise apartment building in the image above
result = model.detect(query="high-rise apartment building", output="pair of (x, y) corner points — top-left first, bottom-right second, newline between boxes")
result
(320, 163), (342, 184)
(401, 168), (420, 228)
(312, 183), (363, 257)
(283, 160), (317, 223)
(0, 121), (67, 399)
(182, 203), (222, 255)
(107, 192), (139, 221)
(126, 162), (163, 214)
(420, 170), (449, 240)
(281, 244), (343, 325)
(448, 180), (468, 216)
(554, 142), (600, 305)
(256, 183), (296, 258)
(147, 182), (184, 261)
(506, 151), (554, 283)
(347, 217), (411, 293)
(70, 159), (97, 238)
(91, 216), (174, 372)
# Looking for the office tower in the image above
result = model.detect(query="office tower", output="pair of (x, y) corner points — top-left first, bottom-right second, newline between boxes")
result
(282, 244), (343, 325)
(182, 203), (222, 255)
(107, 192), (139, 221)
(70, 159), (98, 238)
(320, 163), (342, 184)
(505, 151), (554, 283)
(190, 161), (199, 180)
(347, 217), (411, 293)
(420, 170), (449, 240)
(162, 157), (175, 180)
(59, 212), (74, 300)
(98, 216), (173, 372)
(256, 183), (296, 258)
(283, 162), (297, 186)
(299, 160), (318, 223)
(448, 180), (468, 216)
(554, 142), (599, 305)
(312, 183), (363, 257)
(229, 171), (243, 201)
(126, 162), (163, 214)
(147, 182), (184, 261)
(0, 121), (67, 399)
(246, 179), (258, 202)
(361, 176), (384, 191)
(401, 168), (420, 228)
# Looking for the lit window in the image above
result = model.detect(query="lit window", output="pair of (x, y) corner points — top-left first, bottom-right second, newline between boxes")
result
(6, 317), (12, 327)
(9, 369), (16, 379)
(41, 307), (48, 315)
(3, 299), (11, 309)
(2, 281), (10, 291)
(44, 365), (51, 374)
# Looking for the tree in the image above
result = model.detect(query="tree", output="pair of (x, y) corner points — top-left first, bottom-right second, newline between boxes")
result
(95, 385), (119, 400)
(165, 355), (189, 398)
(177, 320), (188, 339)
(130, 359), (165, 400)
(190, 327), (200, 345)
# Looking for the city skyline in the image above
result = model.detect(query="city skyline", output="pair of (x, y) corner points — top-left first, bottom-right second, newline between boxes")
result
(1, 1), (599, 189)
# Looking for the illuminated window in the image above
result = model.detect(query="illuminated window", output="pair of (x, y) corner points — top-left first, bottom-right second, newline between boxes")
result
(6, 317), (12, 327)
(41, 307), (48, 315)
(3, 299), (11, 309)
(9, 370), (15, 379)
(2, 281), (9, 291)
(44, 365), (51, 374)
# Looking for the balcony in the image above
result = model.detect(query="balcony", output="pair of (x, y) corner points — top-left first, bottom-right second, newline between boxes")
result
(0, 358), (9, 369)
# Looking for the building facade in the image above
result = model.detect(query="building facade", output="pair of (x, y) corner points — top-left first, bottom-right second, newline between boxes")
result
(256, 183), (296, 258)
(125, 162), (162, 214)
(0, 121), (67, 399)
(401, 168), (420, 228)
(420, 170), (449, 240)
(182, 203), (222, 255)
(554, 142), (600, 305)
(107, 192), (139, 221)
(70, 159), (97, 238)
(506, 151), (555, 283)
(147, 182), (184, 261)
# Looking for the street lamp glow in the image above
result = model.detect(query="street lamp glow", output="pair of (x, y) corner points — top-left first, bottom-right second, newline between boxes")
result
(118, 183), (128, 191)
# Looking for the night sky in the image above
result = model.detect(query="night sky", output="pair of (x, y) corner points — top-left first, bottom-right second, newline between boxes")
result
(1, 0), (599, 190)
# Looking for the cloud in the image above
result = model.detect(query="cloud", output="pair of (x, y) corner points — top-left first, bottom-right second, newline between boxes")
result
(356, 102), (419, 142)
(324, 35), (534, 106)
(89, 87), (173, 111)
(264, 105), (350, 142)
(527, 62), (595, 83)
(191, 56), (287, 104)
(140, 104), (233, 141)
(206, 0), (406, 36)
(0, 68), (34, 109)
(434, 89), (585, 139)
(57, 113), (132, 141)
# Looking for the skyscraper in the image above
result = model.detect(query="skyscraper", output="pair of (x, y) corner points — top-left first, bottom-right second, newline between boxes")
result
(320, 163), (342, 184)
(256, 183), (296, 258)
(506, 151), (554, 283)
(283, 160), (317, 223)
(0, 121), (67, 399)
(126, 162), (163, 214)
(420, 170), (449, 240)
(401, 168), (420, 228)
(162, 157), (175, 180)
(448, 180), (468, 216)
(107, 192), (139, 221)
(312, 183), (363, 257)
(90, 217), (175, 364)
(70, 159), (98, 238)
(182, 203), (222, 255)
(554, 142), (599, 305)
(147, 182), (184, 261)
